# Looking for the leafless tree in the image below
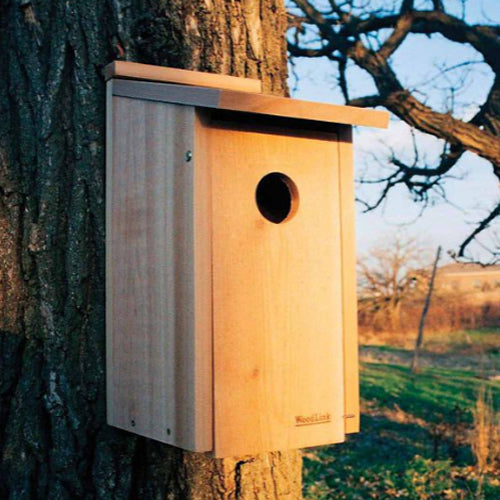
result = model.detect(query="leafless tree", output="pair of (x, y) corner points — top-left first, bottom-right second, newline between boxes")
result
(357, 234), (429, 332)
(411, 245), (441, 373)
(287, 0), (500, 261)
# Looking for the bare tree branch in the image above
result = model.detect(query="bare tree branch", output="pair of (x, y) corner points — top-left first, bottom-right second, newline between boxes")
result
(288, 0), (500, 258)
(378, 12), (413, 59)
(431, 0), (445, 12)
(352, 12), (499, 70)
(401, 0), (415, 14)
(458, 203), (500, 259)
(348, 94), (385, 107)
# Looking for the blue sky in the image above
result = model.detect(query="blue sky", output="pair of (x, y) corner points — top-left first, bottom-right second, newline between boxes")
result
(288, 0), (500, 262)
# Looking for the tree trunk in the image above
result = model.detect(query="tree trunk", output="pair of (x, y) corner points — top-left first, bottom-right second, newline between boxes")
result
(0, 1), (301, 498)
(388, 298), (401, 333)
(411, 246), (442, 374)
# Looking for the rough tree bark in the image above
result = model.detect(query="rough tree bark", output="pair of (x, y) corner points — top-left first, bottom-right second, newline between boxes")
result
(0, 1), (301, 498)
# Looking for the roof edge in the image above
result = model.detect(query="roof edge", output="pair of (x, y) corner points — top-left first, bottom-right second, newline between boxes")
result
(104, 61), (262, 94)
(107, 63), (390, 129)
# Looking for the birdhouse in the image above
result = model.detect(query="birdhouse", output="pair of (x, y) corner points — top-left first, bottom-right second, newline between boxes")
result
(105, 61), (388, 458)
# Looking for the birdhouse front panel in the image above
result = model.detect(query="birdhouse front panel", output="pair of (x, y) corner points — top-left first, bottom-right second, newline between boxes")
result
(203, 118), (345, 457)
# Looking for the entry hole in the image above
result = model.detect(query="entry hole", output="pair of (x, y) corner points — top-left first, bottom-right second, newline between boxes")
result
(167, 428), (171, 436)
(255, 172), (298, 224)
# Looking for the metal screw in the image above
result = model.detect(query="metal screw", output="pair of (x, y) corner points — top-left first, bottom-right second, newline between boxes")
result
(185, 150), (193, 162)
(131, 419), (136, 427)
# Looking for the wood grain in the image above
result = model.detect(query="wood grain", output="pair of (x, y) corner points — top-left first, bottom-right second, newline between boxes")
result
(112, 79), (220, 110)
(204, 119), (347, 457)
(111, 79), (390, 129)
(106, 91), (362, 457)
(218, 90), (389, 129)
(106, 96), (212, 452)
(104, 60), (262, 93)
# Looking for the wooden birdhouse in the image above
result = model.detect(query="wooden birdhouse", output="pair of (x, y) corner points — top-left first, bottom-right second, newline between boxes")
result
(105, 61), (388, 458)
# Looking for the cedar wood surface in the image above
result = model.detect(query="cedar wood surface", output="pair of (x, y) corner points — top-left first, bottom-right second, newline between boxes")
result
(105, 61), (389, 129)
(338, 126), (360, 434)
(111, 79), (388, 129)
(106, 96), (213, 451)
(207, 119), (346, 457)
(106, 64), (383, 455)
(104, 61), (262, 93)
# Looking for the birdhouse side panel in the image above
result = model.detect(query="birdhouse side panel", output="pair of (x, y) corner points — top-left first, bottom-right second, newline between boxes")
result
(106, 95), (212, 451)
(337, 125), (360, 434)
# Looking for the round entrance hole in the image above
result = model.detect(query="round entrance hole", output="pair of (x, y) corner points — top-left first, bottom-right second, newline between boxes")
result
(255, 172), (299, 224)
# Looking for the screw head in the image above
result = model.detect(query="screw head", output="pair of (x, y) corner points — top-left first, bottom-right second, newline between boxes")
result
(185, 150), (193, 162)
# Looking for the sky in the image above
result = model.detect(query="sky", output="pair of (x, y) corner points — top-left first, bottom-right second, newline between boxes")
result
(288, 0), (500, 263)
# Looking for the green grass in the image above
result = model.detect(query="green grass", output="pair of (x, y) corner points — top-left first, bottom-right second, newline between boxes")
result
(424, 328), (500, 356)
(303, 328), (500, 499)
(361, 363), (500, 424)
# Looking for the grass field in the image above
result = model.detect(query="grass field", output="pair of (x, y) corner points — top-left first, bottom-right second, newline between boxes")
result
(303, 329), (500, 499)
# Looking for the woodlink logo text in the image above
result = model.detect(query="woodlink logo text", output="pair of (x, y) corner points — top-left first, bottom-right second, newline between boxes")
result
(294, 412), (331, 427)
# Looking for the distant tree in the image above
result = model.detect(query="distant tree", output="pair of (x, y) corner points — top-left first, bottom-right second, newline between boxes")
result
(411, 245), (442, 373)
(357, 235), (429, 332)
(287, 0), (500, 261)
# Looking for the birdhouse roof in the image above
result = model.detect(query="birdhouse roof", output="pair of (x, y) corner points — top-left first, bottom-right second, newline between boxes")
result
(105, 61), (389, 129)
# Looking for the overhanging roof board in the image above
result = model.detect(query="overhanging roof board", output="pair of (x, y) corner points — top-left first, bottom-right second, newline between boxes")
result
(104, 61), (262, 94)
(110, 79), (389, 129)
